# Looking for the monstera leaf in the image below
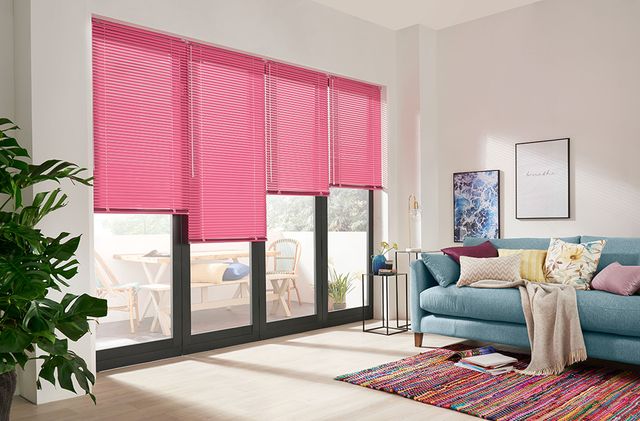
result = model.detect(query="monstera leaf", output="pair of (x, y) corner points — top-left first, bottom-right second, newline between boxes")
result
(0, 118), (107, 402)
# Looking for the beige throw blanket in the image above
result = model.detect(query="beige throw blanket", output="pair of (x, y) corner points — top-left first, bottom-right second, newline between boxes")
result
(465, 279), (587, 375)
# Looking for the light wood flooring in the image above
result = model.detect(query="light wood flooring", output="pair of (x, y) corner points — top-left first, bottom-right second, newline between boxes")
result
(13, 323), (478, 420)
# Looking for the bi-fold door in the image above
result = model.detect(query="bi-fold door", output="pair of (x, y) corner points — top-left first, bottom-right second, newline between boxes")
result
(95, 192), (373, 371)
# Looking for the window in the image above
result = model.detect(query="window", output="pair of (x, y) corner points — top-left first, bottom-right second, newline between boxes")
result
(92, 18), (379, 369)
(328, 189), (369, 311)
(92, 19), (189, 214)
(329, 76), (383, 189)
(189, 242), (252, 334)
(94, 214), (173, 350)
(188, 43), (266, 242)
(266, 62), (329, 195)
(266, 195), (316, 321)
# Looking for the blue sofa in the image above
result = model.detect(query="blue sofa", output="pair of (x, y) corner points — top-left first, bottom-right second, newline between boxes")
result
(410, 236), (640, 366)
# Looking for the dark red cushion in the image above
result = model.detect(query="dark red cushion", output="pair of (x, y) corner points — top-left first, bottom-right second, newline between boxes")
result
(441, 241), (498, 264)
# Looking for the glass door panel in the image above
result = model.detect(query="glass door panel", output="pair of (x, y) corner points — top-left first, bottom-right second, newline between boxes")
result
(94, 214), (173, 350)
(266, 195), (316, 322)
(328, 188), (369, 311)
(189, 242), (252, 335)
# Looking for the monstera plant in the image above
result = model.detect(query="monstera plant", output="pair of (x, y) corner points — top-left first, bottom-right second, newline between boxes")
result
(0, 118), (107, 419)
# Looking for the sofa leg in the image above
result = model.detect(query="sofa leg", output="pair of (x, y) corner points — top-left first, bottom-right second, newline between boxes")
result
(414, 332), (423, 347)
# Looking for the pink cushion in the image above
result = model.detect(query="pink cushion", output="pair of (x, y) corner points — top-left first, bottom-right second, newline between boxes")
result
(591, 262), (640, 296)
(441, 241), (498, 264)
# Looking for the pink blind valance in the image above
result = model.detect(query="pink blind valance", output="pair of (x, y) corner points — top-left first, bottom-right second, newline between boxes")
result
(92, 18), (190, 213)
(329, 76), (383, 190)
(266, 62), (329, 195)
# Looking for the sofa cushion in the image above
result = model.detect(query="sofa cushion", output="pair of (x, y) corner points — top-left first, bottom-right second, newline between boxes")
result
(457, 255), (521, 286)
(544, 238), (606, 290)
(498, 249), (547, 282)
(421, 254), (460, 287)
(464, 236), (580, 250)
(420, 285), (640, 337)
(591, 262), (640, 296)
(442, 241), (497, 263)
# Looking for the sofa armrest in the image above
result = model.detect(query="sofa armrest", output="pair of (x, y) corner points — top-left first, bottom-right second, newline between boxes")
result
(410, 259), (438, 332)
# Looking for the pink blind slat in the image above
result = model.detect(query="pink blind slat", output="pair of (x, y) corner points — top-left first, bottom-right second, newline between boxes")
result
(266, 62), (329, 195)
(92, 18), (190, 213)
(188, 43), (266, 242)
(329, 76), (383, 190)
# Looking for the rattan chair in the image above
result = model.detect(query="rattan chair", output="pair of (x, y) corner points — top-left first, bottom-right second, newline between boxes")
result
(95, 252), (140, 333)
(266, 238), (302, 309)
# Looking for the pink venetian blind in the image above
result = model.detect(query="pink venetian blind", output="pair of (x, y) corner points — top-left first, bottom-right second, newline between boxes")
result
(266, 62), (329, 195)
(329, 76), (383, 190)
(188, 43), (266, 242)
(92, 18), (190, 213)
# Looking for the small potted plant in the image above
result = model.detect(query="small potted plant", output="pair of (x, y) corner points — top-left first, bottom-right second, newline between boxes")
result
(328, 268), (355, 311)
(0, 118), (107, 420)
(371, 241), (398, 274)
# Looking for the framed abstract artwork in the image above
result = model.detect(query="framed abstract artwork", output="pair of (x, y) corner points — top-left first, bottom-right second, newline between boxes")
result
(453, 170), (500, 243)
(516, 138), (570, 219)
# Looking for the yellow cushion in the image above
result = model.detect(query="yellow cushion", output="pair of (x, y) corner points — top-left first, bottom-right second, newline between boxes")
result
(498, 249), (547, 283)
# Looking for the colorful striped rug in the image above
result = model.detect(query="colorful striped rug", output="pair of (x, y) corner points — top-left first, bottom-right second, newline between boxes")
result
(336, 347), (640, 420)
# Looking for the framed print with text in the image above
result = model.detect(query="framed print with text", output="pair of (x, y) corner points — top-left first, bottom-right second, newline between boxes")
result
(516, 138), (570, 219)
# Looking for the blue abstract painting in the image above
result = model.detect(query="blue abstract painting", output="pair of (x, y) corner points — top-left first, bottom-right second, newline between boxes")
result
(453, 170), (500, 242)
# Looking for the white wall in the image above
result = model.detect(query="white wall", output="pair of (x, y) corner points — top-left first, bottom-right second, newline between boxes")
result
(395, 26), (421, 251)
(1, 0), (19, 395)
(392, 25), (438, 320)
(0, 0), (14, 119)
(17, 0), (400, 403)
(430, 0), (640, 247)
(393, 24), (438, 253)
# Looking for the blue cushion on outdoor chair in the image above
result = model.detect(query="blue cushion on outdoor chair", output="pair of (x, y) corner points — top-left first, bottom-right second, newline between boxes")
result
(223, 263), (250, 281)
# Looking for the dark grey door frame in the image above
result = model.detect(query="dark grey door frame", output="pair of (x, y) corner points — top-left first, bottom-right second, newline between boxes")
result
(97, 191), (373, 371)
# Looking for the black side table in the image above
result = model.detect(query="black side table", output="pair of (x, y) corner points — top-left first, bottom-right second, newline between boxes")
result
(361, 273), (409, 335)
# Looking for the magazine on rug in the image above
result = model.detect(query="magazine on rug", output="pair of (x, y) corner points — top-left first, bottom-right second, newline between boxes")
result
(446, 345), (497, 361)
(462, 353), (518, 368)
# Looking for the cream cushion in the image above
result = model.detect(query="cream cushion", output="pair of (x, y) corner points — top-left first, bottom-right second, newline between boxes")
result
(191, 263), (228, 284)
(457, 254), (522, 286)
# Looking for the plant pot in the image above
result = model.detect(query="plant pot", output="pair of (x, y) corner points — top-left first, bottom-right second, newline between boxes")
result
(371, 254), (386, 275)
(333, 302), (347, 310)
(0, 371), (17, 421)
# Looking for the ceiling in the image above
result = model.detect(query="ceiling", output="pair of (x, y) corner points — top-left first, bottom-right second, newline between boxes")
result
(311, 0), (544, 30)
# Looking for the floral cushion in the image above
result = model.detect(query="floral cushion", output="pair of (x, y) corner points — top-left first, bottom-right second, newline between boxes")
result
(544, 238), (606, 289)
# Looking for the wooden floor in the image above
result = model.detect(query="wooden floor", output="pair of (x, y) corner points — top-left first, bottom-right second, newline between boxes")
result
(13, 323), (477, 421)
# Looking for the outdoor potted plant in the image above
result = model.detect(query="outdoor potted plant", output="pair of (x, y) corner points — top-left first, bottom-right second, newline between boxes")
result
(371, 241), (398, 274)
(0, 118), (107, 420)
(328, 268), (356, 311)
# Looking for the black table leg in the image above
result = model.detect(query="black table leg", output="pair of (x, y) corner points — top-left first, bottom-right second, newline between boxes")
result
(385, 276), (389, 335)
(361, 274), (365, 332)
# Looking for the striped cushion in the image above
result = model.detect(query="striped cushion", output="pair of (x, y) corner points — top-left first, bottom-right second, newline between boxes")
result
(499, 249), (547, 283)
(457, 255), (522, 286)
